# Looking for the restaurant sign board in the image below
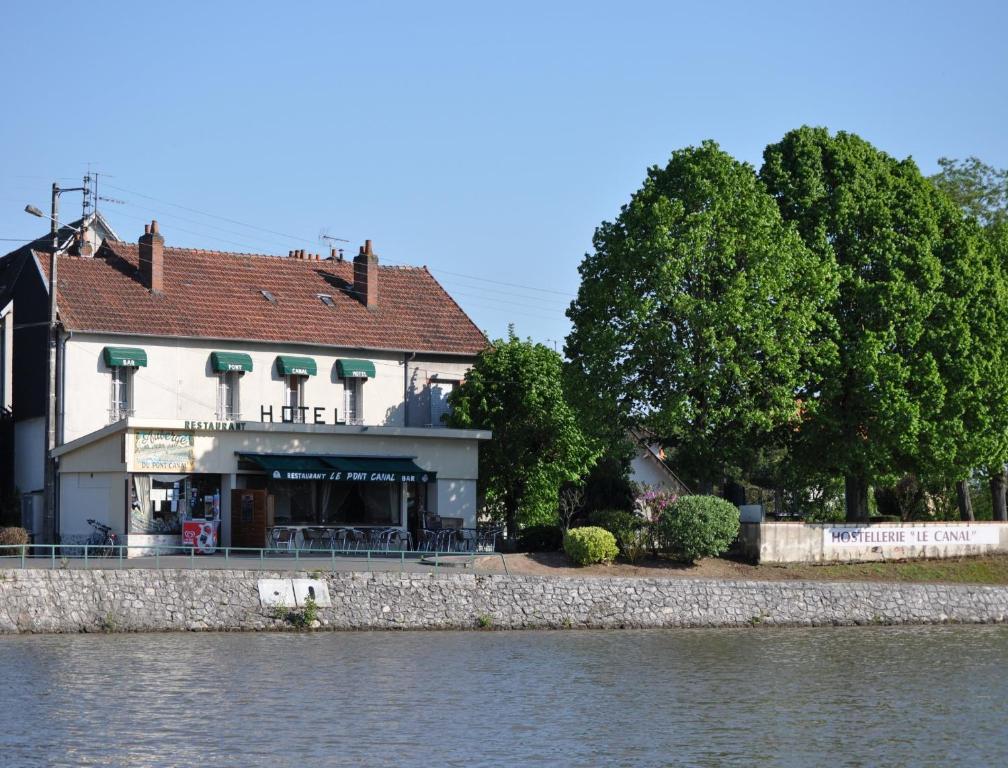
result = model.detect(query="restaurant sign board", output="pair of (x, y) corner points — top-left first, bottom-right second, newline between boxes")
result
(133, 431), (195, 472)
(824, 525), (1000, 548)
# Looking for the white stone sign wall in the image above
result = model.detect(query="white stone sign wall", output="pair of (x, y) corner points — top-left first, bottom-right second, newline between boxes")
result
(824, 525), (1001, 548)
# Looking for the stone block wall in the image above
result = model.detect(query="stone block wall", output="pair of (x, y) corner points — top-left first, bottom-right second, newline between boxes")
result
(0, 569), (1006, 633)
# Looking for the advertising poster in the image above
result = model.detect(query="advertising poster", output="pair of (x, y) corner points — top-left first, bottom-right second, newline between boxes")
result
(133, 431), (196, 472)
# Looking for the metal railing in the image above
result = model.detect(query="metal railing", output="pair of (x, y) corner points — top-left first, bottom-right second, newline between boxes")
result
(0, 543), (508, 575)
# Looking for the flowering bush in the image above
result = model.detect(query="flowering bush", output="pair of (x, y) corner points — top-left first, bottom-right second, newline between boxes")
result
(634, 486), (678, 525)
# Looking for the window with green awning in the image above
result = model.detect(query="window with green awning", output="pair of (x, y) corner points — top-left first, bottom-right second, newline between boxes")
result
(210, 352), (253, 373)
(102, 346), (147, 368)
(275, 355), (317, 376)
(336, 358), (376, 378)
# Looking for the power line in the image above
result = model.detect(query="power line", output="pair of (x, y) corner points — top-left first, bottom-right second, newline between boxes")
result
(429, 267), (575, 297)
(103, 182), (333, 245)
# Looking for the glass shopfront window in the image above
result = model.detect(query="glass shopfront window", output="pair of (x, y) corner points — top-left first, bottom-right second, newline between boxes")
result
(130, 474), (221, 534)
(267, 479), (401, 527)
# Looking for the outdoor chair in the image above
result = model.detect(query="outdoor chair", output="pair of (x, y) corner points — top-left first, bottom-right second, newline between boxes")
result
(390, 529), (412, 551)
(324, 527), (345, 551)
(378, 528), (401, 550)
(457, 528), (477, 553)
(344, 528), (366, 551)
(477, 527), (501, 552)
(270, 527), (296, 551)
(419, 528), (438, 552)
(303, 527), (326, 551)
(435, 528), (456, 552)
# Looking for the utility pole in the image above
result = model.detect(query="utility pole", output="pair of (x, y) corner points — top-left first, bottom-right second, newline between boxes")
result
(29, 181), (85, 544)
(43, 182), (61, 545)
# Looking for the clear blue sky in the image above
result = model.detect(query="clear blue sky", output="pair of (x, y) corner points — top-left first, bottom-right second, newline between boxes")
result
(2, 1), (1006, 349)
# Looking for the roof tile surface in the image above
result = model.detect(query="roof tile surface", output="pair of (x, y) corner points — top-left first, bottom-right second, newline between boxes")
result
(38, 240), (486, 354)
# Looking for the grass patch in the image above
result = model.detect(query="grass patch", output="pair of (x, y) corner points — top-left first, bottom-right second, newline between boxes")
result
(777, 555), (1008, 585)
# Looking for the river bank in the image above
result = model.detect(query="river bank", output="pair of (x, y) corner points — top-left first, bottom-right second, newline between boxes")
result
(476, 551), (1008, 584)
(0, 568), (1006, 634)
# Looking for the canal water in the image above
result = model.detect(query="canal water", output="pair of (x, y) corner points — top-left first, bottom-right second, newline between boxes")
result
(2, 625), (1006, 767)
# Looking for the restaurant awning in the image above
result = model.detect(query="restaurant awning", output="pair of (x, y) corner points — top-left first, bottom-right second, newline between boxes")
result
(210, 351), (253, 373)
(102, 346), (148, 368)
(237, 453), (435, 483)
(275, 355), (317, 376)
(335, 358), (376, 378)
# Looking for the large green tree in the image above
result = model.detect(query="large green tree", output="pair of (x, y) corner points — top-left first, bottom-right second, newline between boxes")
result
(760, 127), (1008, 521)
(565, 141), (837, 490)
(447, 330), (597, 539)
(930, 156), (1008, 229)
(931, 157), (1008, 520)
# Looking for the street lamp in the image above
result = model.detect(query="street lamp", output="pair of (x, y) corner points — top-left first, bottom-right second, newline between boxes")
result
(23, 182), (86, 545)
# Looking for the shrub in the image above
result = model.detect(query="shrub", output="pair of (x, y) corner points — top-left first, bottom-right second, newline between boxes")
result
(0, 527), (28, 547)
(563, 526), (618, 566)
(590, 509), (648, 563)
(657, 495), (740, 563)
(518, 524), (563, 552)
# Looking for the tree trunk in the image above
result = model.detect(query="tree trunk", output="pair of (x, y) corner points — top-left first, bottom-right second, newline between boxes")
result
(505, 504), (519, 543)
(991, 468), (1007, 522)
(844, 474), (869, 523)
(955, 479), (975, 522)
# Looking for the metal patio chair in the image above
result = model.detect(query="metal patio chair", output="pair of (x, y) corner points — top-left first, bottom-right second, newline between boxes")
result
(270, 527), (296, 552)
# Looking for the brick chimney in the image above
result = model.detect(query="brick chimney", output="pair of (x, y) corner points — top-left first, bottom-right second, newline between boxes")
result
(353, 239), (379, 308)
(138, 220), (164, 294)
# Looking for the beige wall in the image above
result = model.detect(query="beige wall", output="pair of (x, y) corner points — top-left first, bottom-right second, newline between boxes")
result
(62, 333), (475, 442)
(57, 431), (125, 473)
(59, 471), (126, 540)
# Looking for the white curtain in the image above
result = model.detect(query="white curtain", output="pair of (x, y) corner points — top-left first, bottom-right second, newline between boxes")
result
(131, 474), (153, 533)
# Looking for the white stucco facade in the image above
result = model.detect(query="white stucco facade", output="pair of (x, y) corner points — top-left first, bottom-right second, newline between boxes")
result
(51, 331), (485, 549)
(60, 332), (473, 442)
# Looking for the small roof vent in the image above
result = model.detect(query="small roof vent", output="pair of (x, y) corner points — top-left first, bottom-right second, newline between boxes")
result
(318, 293), (335, 308)
(259, 289), (276, 304)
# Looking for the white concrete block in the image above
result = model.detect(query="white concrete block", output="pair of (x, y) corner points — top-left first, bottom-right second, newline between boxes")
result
(292, 578), (331, 607)
(258, 579), (296, 608)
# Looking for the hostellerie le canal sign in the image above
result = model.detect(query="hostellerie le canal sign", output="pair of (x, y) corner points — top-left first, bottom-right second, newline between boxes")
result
(824, 525), (1000, 547)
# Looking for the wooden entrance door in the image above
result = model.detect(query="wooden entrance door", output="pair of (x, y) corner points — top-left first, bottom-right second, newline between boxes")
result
(231, 489), (269, 548)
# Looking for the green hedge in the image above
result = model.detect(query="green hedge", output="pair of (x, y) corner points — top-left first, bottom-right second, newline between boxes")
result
(518, 524), (564, 552)
(657, 495), (740, 563)
(590, 509), (648, 563)
(563, 526), (619, 566)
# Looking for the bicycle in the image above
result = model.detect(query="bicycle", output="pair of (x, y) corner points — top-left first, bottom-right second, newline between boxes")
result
(85, 519), (119, 558)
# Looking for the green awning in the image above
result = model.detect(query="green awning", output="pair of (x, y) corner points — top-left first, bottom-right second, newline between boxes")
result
(336, 358), (376, 378)
(102, 346), (147, 368)
(237, 453), (435, 483)
(275, 355), (317, 377)
(210, 352), (253, 373)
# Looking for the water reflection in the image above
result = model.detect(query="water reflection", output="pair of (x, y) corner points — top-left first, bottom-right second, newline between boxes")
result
(1, 626), (1006, 767)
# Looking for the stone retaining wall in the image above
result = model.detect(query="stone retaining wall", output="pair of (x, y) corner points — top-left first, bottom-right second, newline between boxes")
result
(1, 570), (1006, 633)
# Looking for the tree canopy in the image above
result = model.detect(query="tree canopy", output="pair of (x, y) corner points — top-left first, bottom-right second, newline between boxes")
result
(565, 140), (837, 488)
(447, 330), (597, 538)
(930, 156), (1008, 229)
(759, 127), (1008, 519)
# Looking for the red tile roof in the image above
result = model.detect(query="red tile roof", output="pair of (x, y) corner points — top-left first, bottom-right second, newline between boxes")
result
(37, 240), (487, 355)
